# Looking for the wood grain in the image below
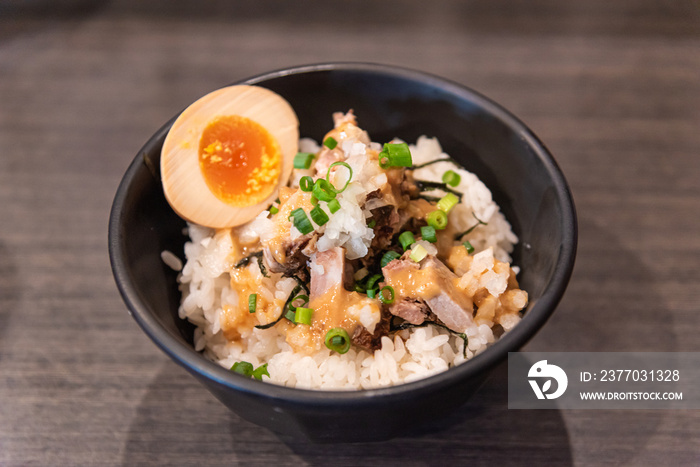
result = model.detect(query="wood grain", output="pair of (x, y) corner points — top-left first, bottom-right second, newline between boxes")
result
(1, 0), (699, 465)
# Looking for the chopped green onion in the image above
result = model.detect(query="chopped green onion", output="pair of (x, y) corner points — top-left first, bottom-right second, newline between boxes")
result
(437, 192), (459, 213)
(379, 153), (391, 169)
(399, 231), (416, 251)
(251, 363), (269, 381)
(288, 294), (309, 312)
(442, 170), (461, 187)
(293, 152), (315, 169)
(299, 176), (314, 192)
(231, 361), (254, 376)
(294, 307), (313, 325)
(323, 136), (338, 149)
(380, 250), (401, 268)
(289, 208), (314, 235)
(367, 289), (376, 299)
(354, 283), (366, 293)
(426, 210), (448, 230)
(310, 195), (319, 206)
(324, 328), (351, 354)
(310, 205), (329, 226)
(463, 241), (475, 254)
(412, 157), (455, 170)
(420, 225), (437, 243)
(365, 273), (383, 290)
(409, 243), (428, 262)
(367, 219), (376, 228)
(285, 308), (296, 322)
(231, 361), (269, 381)
(328, 198), (341, 213)
(248, 293), (257, 313)
(269, 205), (279, 215)
(379, 286), (395, 304)
(327, 161), (353, 193)
(379, 142), (412, 169)
(312, 179), (336, 202)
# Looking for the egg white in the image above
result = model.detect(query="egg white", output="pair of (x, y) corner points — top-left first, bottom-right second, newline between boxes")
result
(161, 85), (299, 228)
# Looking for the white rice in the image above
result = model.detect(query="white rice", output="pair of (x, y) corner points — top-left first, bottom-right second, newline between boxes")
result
(172, 135), (522, 390)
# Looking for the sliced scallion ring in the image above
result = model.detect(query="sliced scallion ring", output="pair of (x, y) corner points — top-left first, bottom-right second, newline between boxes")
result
(420, 225), (437, 243)
(312, 179), (336, 202)
(294, 307), (313, 325)
(378, 142), (412, 168)
(380, 250), (401, 268)
(289, 208), (314, 235)
(365, 274), (383, 291)
(284, 308), (296, 322)
(324, 328), (351, 354)
(442, 170), (461, 187)
(323, 136), (338, 149)
(326, 161), (353, 193)
(299, 176), (314, 192)
(398, 231), (416, 251)
(310, 204), (329, 226)
(437, 192), (459, 214)
(409, 243), (428, 262)
(327, 198), (341, 213)
(426, 210), (448, 230)
(379, 286), (395, 304)
(231, 361), (254, 376)
(293, 152), (315, 169)
(288, 294), (309, 312)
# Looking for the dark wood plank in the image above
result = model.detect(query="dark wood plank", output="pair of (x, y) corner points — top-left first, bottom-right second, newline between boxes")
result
(1, 0), (699, 465)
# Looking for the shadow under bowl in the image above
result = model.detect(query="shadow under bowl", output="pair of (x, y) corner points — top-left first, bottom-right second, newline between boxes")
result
(109, 62), (577, 443)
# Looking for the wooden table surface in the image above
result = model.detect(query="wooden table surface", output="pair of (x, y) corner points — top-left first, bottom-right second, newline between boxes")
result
(1, 0), (699, 465)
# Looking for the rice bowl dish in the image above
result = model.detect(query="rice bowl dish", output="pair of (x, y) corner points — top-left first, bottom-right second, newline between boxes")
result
(163, 98), (528, 390)
(110, 64), (577, 441)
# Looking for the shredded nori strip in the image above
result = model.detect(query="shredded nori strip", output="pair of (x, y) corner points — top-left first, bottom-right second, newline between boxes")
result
(234, 251), (269, 277)
(411, 157), (457, 170)
(235, 251), (262, 268)
(413, 179), (464, 200)
(257, 255), (268, 277)
(454, 213), (487, 241)
(391, 318), (468, 358)
(254, 276), (310, 330)
(291, 275), (310, 294)
(417, 194), (442, 203)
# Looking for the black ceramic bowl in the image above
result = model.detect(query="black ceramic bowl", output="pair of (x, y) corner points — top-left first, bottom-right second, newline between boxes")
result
(109, 63), (577, 443)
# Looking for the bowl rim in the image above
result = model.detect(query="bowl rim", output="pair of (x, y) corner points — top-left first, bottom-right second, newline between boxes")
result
(109, 61), (577, 406)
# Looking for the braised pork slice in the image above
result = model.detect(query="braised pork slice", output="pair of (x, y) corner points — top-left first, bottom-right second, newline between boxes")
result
(391, 297), (432, 325)
(382, 254), (474, 333)
(309, 247), (346, 301)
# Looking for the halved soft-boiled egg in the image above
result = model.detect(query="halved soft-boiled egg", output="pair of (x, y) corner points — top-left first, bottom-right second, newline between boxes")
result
(161, 85), (299, 228)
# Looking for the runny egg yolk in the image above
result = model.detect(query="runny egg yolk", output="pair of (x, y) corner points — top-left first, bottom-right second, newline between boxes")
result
(198, 115), (281, 206)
